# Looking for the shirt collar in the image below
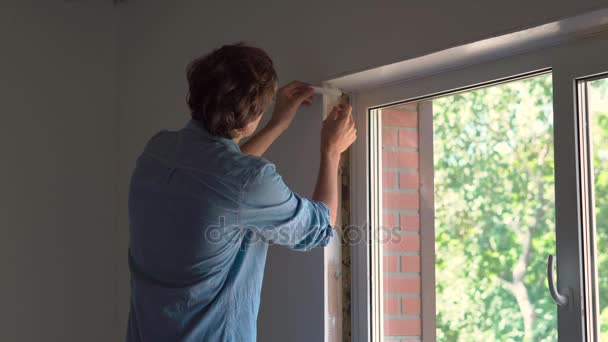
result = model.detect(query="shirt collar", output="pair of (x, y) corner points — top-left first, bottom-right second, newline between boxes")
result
(184, 119), (241, 152)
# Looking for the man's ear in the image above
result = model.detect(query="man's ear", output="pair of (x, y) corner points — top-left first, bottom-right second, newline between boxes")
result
(230, 128), (243, 140)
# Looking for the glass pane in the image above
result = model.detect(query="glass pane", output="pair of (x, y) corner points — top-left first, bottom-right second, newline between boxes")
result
(378, 73), (557, 341)
(586, 78), (608, 341)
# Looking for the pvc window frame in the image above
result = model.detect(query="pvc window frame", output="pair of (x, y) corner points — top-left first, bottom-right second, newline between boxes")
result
(338, 25), (608, 342)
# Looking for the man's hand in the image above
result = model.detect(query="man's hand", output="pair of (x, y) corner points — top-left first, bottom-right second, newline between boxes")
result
(321, 104), (357, 159)
(268, 81), (314, 132)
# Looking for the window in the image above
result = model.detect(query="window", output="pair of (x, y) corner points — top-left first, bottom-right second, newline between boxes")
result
(375, 73), (557, 341)
(339, 16), (608, 341)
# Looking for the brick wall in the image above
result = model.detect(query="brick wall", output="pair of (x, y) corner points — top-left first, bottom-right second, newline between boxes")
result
(381, 107), (422, 341)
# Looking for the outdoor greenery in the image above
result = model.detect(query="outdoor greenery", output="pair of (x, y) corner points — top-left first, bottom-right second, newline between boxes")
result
(432, 74), (608, 341)
(588, 78), (608, 342)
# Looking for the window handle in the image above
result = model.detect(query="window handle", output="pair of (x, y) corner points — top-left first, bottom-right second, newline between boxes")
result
(547, 254), (569, 307)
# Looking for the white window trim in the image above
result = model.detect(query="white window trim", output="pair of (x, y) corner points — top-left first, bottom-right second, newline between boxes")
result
(418, 101), (435, 342)
(329, 9), (608, 342)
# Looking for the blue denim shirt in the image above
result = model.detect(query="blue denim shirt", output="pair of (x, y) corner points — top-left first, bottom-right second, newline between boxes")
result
(127, 119), (334, 342)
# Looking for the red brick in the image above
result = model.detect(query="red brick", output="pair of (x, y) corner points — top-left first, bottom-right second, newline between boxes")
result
(384, 276), (420, 294)
(383, 255), (399, 273)
(401, 256), (420, 273)
(383, 150), (418, 168)
(383, 192), (419, 210)
(384, 318), (421, 336)
(382, 109), (417, 127)
(383, 171), (397, 189)
(400, 214), (420, 231)
(384, 297), (400, 315)
(399, 172), (419, 189)
(401, 298), (421, 315)
(383, 213), (398, 229)
(383, 234), (420, 252)
(399, 130), (418, 147)
(382, 128), (398, 146)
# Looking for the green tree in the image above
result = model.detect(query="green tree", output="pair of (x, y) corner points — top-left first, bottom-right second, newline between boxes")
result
(433, 74), (557, 341)
(589, 79), (608, 342)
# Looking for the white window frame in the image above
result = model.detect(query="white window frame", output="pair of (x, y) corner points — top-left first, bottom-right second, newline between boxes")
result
(332, 9), (608, 342)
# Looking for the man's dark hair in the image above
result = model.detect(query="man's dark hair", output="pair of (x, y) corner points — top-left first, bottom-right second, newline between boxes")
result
(186, 43), (278, 138)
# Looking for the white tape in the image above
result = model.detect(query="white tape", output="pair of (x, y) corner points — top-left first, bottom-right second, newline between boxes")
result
(317, 84), (345, 120)
(311, 86), (342, 98)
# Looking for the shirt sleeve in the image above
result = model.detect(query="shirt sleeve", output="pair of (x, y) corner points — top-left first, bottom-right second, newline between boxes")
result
(240, 162), (334, 251)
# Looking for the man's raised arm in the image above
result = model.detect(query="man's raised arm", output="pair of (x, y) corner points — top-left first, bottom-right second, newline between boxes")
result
(240, 81), (314, 156)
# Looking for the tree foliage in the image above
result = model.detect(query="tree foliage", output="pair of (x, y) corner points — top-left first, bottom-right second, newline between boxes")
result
(433, 74), (557, 341)
(589, 79), (608, 342)
(432, 74), (608, 341)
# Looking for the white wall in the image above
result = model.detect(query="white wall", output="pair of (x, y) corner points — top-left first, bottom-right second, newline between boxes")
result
(4, 0), (608, 341)
(116, 0), (608, 340)
(0, 1), (118, 341)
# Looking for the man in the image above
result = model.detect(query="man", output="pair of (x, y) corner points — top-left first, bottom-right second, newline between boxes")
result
(127, 43), (356, 341)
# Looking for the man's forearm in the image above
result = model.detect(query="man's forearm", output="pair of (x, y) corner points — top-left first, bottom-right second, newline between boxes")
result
(240, 123), (285, 157)
(313, 152), (341, 226)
